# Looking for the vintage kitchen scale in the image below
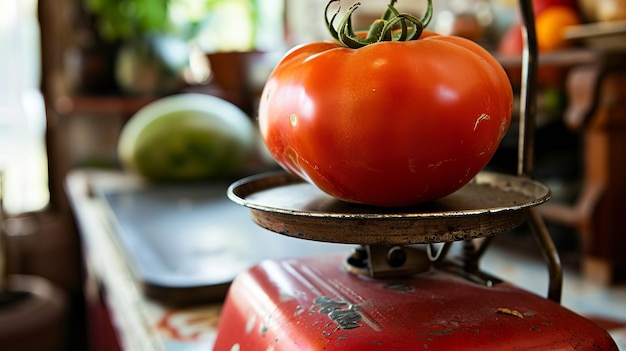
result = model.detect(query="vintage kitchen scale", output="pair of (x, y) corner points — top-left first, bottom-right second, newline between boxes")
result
(212, 0), (619, 349)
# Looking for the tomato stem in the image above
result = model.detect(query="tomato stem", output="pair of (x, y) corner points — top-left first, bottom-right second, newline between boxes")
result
(325, 0), (433, 48)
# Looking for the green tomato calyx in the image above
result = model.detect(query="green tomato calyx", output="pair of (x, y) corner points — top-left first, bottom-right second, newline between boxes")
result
(325, 0), (433, 49)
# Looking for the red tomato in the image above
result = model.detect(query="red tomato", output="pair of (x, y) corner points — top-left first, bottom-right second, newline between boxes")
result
(259, 27), (513, 207)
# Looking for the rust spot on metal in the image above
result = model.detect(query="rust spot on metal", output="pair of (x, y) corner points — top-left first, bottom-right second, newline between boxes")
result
(315, 297), (347, 314)
(497, 307), (524, 319)
(293, 305), (304, 317)
(314, 296), (361, 330)
(417, 329), (457, 340)
(385, 283), (413, 291)
(329, 307), (360, 330)
(429, 329), (456, 336)
(336, 334), (348, 342)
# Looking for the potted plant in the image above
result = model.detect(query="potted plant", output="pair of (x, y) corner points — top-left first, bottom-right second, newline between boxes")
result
(84, 0), (258, 95)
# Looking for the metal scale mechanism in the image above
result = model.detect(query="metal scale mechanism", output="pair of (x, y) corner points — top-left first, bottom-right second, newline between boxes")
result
(213, 0), (619, 349)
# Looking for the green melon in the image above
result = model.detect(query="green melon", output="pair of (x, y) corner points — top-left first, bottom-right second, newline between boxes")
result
(118, 94), (256, 181)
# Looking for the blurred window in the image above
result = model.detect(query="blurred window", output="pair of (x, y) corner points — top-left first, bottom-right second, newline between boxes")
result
(0, 0), (49, 214)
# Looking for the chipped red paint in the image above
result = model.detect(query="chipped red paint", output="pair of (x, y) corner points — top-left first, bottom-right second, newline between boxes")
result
(213, 254), (618, 350)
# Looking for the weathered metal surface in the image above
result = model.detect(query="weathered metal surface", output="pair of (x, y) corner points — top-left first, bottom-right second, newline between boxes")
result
(227, 171), (551, 245)
(343, 245), (434, 278)
(212, 254), (618, 351)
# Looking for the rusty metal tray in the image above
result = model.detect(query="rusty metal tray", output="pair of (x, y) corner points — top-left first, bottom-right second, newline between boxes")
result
(228, 171), (551, 245)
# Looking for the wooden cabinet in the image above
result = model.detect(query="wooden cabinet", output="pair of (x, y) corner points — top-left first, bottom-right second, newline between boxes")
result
(539, 55), (626, 284)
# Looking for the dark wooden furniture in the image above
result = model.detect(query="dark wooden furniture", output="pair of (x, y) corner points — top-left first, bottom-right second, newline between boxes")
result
(539, 52), (626, 284)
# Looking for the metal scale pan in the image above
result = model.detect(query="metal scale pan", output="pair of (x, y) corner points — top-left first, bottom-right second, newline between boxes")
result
(228, 170), (551, 246)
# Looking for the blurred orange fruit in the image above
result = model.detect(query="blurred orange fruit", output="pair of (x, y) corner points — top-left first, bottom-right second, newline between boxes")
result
(535, 6), (582, 52)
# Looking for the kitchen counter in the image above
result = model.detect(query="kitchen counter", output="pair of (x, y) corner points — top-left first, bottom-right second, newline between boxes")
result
(66, 169), (223, 350)
(65, 168), (355, 350)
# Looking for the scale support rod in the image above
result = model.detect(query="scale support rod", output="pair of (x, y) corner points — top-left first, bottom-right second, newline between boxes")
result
(518, 0), (539, 178)
(517, 0), (563, 302)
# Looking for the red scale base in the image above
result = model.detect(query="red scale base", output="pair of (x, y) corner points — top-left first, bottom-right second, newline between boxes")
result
(213, 253), (617, 350)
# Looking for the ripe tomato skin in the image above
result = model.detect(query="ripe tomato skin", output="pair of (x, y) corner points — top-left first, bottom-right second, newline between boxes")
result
(259, 30), (513, 207)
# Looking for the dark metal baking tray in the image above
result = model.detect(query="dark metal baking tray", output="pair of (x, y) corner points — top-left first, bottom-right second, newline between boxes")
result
(99, 181), (351, 306)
